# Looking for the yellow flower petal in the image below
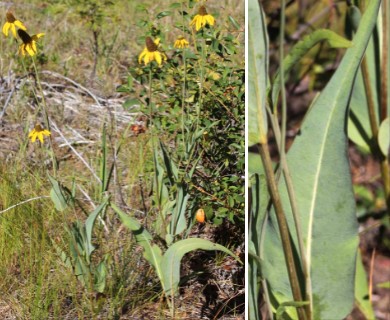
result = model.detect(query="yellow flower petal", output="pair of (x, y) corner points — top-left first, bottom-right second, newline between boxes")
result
(14, 20), (26, 31)
(26, 43), (35, 56)
(155, 52), (162, 66)
(37, 133), (44, 143)
(2, 22), (10, 37)
(18, 44), (26, 56)
(10, 24), (17, 38)
(32, 33), (45, 40)
(197, 16), (203, 31)
(138, 49), (147, 64)
(31, 133), (37, 143)
(206, 15), (215, 26)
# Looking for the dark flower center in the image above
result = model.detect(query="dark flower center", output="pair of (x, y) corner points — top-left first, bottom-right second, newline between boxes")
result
(199, 5), (208, 16)
(18, 29), (32, 44)
(145, 37), (157, 52)
(34, 124), (44, 132)
(6, 12), (16, 23)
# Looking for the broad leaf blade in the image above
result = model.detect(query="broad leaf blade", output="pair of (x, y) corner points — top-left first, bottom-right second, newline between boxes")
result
(262, 1), (381, 319)
(161, 238), (241, 296)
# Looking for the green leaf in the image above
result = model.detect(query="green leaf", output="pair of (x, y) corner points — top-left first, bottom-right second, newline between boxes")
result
(348, 5), (386, 153)
(248, 0), (268, 146)
(376, 281), (390, 289)
(161, 238), (241, 296)
(156, 11), (172, 19)
(276, 301), (310, 320)
(378, 117), (390, 157)
(261, 1), (381, 319)
(169, 183), (189, 236)
(111, 203), (163, 282)
(48, 174), (69, 211)
(123, 98), (140, 110)
(355, 250), (375, 319)
(228, 15), (240, 30)
(248, 240), (261, 320)
(94, 259), (108, 293)
(85, 198), (109, 259)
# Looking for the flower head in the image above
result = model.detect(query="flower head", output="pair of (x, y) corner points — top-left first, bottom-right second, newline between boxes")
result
(2, 11), (27, 38)
(174, 36), (189, 49)
(138, 37), (167, 66)
(29, 124), (51, 143)
(190, 5), (215, 31)
(17, 29), (44, 56)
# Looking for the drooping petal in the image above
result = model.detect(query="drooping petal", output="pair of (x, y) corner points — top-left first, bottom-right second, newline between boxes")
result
(30, 132), (37, 143)
(196, 16), (202, 31)
(18, 44), (26, 56)
(37, 132), (44, 143)
(32, 41), (37, 53)
(155, 51), (162, 66)
(144, 52), (152, 65)
(14, 20), (26, 31)
(10, 24), (17, 38)
(205, 15), (215, 26)
(32, 33), (45, 41)
(26, 43), (35, 56)
(138, 48), (147, 64)
(2, 22), (10, 37)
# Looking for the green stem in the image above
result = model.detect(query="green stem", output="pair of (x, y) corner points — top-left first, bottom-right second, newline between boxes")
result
(379, 1), (390, 210)
(279, 0), (287, 164)
(361, 58), (378, 138)
(267, 105), (310, 309)
(277, 0), (310, 316)
(30, 58), (58, 177)
(380, 0), (388, 121)
(361, 53), (390, 210)
(180, 1), (187, 157)
(258, 142), (307, 320)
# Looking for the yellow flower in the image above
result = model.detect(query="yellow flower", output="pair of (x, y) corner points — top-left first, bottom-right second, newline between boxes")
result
(2, 11), (26, 38)
(17, 29), (44, 56)
(29, 124), (51, 143)
(138, 37), (167, 66)
(174, 36), (189, 49)
(190, 5), (215, 31)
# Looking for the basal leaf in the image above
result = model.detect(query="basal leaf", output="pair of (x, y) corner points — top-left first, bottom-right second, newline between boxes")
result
(161, 238), (241, 296)
(111, 203), (163, 282)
